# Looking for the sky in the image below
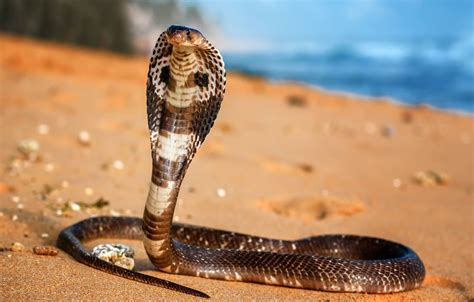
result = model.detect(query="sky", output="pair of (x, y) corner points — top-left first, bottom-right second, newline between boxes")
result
(185, 0), (474, 51)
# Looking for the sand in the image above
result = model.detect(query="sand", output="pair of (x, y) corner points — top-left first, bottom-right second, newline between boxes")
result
(0, 34), (473, 301)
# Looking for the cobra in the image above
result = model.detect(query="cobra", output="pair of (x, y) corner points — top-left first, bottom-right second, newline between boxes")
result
(57, 25), (425, 298)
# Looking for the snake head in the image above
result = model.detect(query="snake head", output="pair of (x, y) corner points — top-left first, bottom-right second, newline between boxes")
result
(166, 25), (205, 48)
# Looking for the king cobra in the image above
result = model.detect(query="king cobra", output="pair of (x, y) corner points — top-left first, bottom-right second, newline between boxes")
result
(57, 25), (425, 298)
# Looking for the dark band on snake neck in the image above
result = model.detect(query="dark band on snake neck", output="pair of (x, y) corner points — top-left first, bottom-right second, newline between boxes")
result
(57, 25), (425, 298)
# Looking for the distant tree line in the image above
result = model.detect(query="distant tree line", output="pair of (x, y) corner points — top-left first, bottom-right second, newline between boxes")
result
(0, 0), (133, 53)
(0, 0), (210, 54)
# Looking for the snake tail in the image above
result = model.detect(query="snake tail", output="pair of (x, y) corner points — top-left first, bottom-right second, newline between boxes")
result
(56, 216), (210, 298)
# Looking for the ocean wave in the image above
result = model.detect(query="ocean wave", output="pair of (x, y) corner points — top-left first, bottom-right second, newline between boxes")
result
(227, 35), (474, 67)
(223, 36), (474, 112)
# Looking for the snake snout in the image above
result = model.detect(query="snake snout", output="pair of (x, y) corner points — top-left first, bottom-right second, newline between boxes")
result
(166, 25), (204, 47)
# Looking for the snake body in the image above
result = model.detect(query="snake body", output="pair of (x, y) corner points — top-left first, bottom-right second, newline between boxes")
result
(57, 25), (425, 298)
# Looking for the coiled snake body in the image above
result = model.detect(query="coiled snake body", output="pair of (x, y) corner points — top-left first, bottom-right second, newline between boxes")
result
(57, 25), (425, 298)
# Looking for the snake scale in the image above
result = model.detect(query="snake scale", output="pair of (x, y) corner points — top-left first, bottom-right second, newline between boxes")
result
(57, 25), (425, 298)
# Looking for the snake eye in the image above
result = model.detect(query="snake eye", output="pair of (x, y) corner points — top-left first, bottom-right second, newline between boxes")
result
(186, 30), (191, 38)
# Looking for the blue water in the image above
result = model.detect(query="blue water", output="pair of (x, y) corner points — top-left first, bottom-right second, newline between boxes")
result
(223, 37), (474, 113)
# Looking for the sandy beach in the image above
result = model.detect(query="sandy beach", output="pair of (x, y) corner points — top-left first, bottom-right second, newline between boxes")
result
(1, 34), (473, 301)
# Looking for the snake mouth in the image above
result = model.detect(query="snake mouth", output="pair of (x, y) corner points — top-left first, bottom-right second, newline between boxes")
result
(166, 25), (204, 47)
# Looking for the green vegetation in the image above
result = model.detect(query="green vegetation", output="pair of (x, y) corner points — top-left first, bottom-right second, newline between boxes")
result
(0, 0), (209, 54)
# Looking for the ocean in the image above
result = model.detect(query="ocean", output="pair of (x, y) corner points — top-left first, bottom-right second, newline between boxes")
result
(223, 37), (474, 113)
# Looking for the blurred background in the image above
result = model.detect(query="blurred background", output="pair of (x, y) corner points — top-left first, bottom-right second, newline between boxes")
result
(1, 0), (473, 112)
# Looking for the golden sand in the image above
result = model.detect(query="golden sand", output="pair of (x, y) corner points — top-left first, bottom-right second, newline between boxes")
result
(1, 34), (472, 301)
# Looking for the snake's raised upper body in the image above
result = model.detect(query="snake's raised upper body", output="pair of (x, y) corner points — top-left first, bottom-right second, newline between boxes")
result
(143, 25), (225, 273)
(57, 25), (425, 298)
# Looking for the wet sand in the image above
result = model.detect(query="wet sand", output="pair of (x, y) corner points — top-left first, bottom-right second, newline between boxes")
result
(1, 34), (473, 301)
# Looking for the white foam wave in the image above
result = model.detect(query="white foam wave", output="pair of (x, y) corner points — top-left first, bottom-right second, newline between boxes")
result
(225, 36), (474, 68)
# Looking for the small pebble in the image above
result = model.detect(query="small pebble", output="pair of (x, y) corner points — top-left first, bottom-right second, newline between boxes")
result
(112, 160), (125, 170)
(392, 178), (402, 188)
(17, 203), (24, 210)
(37, 124), (50, 135)
(41, 233), (50, 238)
(286, 95), (307, 107)
(69, 202), (81, 211)
(216, 188), (226, 198)
(11, 242), (26, 252)
(413, 171), (449, 186)
(0, 211), (4, 217)
(381, 126), (395, 138)
(17, 139), (40, 157)
(12, 214), (18, 221)
(44, 163), (55, 172)
(33, 246), (59, 256)
(11, 196), (20, 203)
(298, 163), (313, 173)
(61, 180), (70, 188)
(78, 130), (91, 146)
(84, 187), (94, 196)
(110, 209), (121, 217)
(55, 209), (63, 216)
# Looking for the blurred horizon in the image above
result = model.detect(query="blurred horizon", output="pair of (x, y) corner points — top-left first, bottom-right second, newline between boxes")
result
(1, 0), (473, 112)
(192, 0), (473, 52)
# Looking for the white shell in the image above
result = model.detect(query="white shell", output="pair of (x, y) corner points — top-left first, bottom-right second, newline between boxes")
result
(91, 243), (135, 270)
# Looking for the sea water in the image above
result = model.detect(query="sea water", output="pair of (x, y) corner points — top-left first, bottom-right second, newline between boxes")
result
(223, 37), (474, 113)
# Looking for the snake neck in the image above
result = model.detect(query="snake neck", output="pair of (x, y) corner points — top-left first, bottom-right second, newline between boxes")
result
(143, 47), (198, 273)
